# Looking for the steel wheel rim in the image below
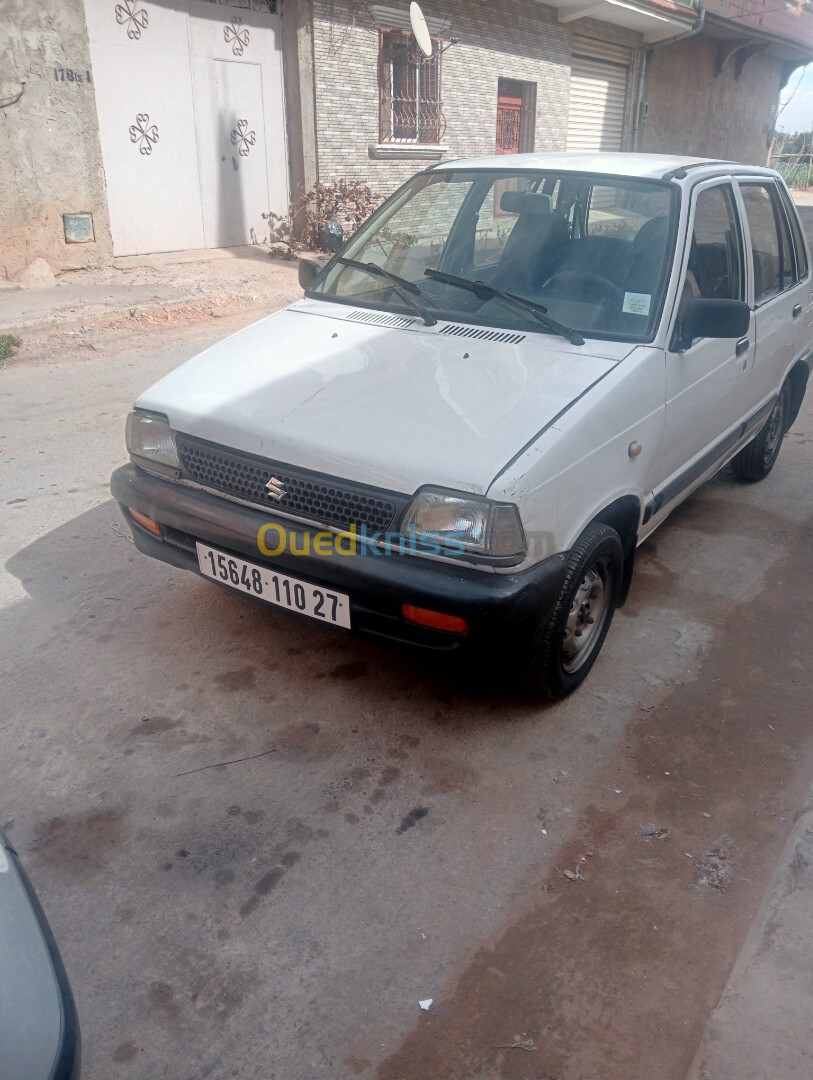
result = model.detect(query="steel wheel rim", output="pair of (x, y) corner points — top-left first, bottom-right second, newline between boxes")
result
(763, 396), (785, 467)
(561, 555), (613, 674)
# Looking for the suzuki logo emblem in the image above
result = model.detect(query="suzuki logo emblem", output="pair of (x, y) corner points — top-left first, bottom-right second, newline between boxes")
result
(265, 475), (287, 502)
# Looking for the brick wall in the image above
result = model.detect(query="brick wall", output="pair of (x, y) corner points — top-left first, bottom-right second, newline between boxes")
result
(311, 0), (641, 203)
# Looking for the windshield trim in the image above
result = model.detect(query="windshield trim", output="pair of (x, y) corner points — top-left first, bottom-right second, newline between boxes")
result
(305, 170), (681, 346)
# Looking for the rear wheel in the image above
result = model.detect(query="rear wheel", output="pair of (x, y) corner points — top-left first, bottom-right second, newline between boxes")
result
(521, 523), (623, 699)
(732, 382), (791, 482)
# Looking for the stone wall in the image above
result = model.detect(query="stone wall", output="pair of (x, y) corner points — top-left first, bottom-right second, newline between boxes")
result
(0, 0), (112, 280)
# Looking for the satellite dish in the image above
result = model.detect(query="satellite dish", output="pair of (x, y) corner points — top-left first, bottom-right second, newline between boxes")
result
(410, 2), (433, 57)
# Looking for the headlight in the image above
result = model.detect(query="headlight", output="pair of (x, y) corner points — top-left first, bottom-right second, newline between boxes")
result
(403, 489), (526, 558)
(125, 410), (180, 469)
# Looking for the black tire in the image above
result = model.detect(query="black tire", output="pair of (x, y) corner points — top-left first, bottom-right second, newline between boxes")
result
(520, 523), (624, 700)
(732, 382), (791, 482)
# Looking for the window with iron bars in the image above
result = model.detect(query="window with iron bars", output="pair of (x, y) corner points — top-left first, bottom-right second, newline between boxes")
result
(379, 28), (445, 144)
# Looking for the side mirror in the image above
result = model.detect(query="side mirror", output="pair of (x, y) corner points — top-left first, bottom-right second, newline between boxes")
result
(675, 298), (751, 351)
(298, 257), (324, 292)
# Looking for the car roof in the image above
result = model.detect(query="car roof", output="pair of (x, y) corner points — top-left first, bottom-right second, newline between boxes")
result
(428, 152), (777, 182)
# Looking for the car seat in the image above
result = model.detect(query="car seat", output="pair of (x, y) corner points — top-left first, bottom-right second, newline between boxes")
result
(612, 215), (670, 333)
(496, 191), (569, 296)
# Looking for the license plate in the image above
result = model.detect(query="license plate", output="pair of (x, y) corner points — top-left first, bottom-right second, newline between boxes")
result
(196, 543), (351, 628)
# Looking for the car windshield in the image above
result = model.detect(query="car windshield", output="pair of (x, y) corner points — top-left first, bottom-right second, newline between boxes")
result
(312, 169), (677, 342)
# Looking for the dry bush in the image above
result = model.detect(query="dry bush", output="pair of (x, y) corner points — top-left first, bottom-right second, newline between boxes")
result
(263, 179), (381, 253)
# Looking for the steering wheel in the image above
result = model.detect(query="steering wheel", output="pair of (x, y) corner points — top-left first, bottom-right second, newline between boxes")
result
(540, 271), (624, 309)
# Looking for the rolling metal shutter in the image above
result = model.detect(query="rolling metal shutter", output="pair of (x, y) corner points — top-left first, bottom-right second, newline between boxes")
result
(567, 37), (631, 153)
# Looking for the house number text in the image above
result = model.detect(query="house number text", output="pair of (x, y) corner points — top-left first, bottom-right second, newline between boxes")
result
(54, 69), (93, 84)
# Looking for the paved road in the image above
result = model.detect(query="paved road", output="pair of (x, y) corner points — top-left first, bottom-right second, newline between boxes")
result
(2, 317), (813, 1079)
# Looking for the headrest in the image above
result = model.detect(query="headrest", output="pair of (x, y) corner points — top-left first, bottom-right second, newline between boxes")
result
(499, 191), (552, 217)
(632, 215), (669, 249)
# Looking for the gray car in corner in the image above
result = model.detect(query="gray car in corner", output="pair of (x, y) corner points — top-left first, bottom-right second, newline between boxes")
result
(0, 830), (80, 1079)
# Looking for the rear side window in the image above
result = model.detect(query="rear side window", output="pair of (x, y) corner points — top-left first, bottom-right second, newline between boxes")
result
(776, 195), (795, 290)
(740, 184), (781, 302)
(777, 183), (809, 282)
(689, 184), (743, 301)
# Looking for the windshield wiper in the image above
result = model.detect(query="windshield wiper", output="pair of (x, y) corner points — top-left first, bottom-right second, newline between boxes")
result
(336, 257), (437, 326)
(424, 268), (584, 346)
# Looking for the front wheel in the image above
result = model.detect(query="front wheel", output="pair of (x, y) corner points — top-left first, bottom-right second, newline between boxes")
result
(732, 382), (791, 482)
(520, 523), (624, 699)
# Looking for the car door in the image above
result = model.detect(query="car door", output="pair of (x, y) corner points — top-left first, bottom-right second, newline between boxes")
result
(652, 178), (752, 513)
(776, 181), (813, 355)
(736, 177), (812, 409)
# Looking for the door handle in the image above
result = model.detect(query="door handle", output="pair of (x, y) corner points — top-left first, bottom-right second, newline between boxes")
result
(793, 303), (803, 318)
(736, 338), (750, 357)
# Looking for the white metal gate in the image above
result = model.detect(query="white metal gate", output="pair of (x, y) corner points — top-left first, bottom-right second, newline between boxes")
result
(567, 37), (631, 153)
(84, 0), (288, 256)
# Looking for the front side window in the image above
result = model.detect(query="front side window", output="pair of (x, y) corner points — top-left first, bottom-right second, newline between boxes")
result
(686, 184), (744, 303)
(379, 29), (444, 144)
(312, 170), (677, 342)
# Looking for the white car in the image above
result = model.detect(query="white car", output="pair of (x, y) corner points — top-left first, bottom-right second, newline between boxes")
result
(0, 830), (81, 1078)
(111, 153), (811, 697)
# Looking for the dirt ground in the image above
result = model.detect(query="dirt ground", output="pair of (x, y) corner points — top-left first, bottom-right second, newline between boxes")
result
(2, 312), (813, 1080)
(0, 246), (302, 340)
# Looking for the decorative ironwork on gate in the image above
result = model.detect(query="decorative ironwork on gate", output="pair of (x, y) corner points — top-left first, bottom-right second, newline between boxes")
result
(115, 0), (148, 40)
(129, 113), (159, 155)
(201, 0), (276, 11)
(230, 119), (256, 156)
(224, 16), (250, 55)
(496, 100), (522, 153)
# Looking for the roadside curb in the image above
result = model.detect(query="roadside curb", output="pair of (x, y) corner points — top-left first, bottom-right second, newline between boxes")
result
(0, 291), (303, 343)
(685, 781), (813, 1080)
(0, 295), (244, 338)
(0, 249), (304, 340)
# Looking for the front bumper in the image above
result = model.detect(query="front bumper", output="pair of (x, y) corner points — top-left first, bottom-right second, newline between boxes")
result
(111, 463), (568, 653)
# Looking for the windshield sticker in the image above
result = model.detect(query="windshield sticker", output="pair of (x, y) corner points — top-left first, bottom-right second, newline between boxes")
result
(623, 292), (652, 316)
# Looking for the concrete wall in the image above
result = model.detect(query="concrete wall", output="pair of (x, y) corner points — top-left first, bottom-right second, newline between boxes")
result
(0, 0), (112, 280)
(281, 0), (318, 216)
(639, 34), (783, 165)
(310, 0), (569, 200)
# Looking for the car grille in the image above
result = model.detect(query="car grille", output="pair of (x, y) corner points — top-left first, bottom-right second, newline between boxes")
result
(175, 435), (405, 533)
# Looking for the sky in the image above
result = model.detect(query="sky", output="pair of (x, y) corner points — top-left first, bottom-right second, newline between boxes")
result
(778, 64), (813, 132)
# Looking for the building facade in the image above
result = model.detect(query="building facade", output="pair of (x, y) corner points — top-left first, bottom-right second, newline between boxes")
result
(306, 0), (689, 199)
(639, 0), (813, 161)
(1, 0), (813, 278)
(1, 0), (293, 276)
(305, 0), (813, 198)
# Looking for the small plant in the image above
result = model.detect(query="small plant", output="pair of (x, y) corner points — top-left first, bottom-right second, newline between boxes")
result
(0, 334), (21, 361)
(264, 179), (381, 253)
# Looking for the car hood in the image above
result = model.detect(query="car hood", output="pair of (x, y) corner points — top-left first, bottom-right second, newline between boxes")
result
(137, 301), (629, 496)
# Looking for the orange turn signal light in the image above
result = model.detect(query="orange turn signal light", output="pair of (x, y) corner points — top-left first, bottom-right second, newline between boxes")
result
(402, 604), (467, 634)
(128, 508), (162, 537)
